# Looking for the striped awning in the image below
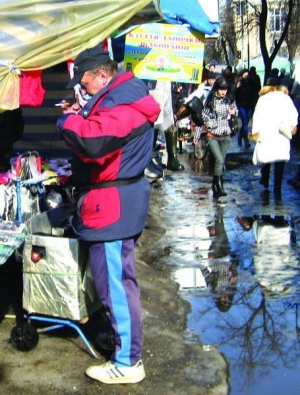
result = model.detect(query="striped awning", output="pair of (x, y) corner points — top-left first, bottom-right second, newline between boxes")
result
(0, 0), (219, 111)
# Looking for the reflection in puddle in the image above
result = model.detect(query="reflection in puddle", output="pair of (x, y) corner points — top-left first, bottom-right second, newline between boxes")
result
(171, 215), (300, 395)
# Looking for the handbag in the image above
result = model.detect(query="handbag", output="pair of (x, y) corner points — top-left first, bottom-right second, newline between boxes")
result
(229, 115), (239, 136)
(279, 126), (292, 140)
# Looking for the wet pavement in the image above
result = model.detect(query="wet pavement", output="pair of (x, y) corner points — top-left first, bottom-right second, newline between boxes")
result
(1, 133), (300, 394)
(148, 134), (300, 395)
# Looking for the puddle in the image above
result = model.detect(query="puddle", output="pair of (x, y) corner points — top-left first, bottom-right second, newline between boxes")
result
(170, 215), (300, 395)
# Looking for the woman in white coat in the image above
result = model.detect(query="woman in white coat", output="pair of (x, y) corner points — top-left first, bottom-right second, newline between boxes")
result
(252, 78), (298, 197)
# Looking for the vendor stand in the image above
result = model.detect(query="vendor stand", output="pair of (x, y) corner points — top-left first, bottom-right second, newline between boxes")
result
(0, 155), (102, 357)
(0, 0), (219, 357)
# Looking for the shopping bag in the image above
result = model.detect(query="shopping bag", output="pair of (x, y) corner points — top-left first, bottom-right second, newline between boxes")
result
(252, 141), (272, 165)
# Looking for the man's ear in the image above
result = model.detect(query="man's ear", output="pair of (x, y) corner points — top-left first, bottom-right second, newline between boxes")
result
(98, 69), (109, 85)
(98, 69), (107, 78)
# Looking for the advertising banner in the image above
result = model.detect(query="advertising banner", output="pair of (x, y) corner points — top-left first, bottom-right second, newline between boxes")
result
(124, 23), (205, 83)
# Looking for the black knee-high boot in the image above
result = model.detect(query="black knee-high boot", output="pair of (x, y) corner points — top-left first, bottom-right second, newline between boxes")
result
(164, 126), (184, 171)
(220, 175), (227, 196)
(215, 176), (227, 197)
(212, 176), (218, 198)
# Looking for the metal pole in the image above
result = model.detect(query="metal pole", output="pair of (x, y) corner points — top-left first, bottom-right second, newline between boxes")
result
(241, 0), (244, 67)
(247, 2), (250, 69)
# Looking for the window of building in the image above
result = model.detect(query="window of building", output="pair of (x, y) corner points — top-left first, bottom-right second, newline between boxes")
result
(269, 7), (285, 32)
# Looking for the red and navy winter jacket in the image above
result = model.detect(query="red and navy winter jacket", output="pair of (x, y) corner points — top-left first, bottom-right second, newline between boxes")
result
(56, 70), (160, 241)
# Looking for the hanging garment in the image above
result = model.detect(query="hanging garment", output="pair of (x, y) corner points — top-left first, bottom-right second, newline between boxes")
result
(19, 70), (46, 107)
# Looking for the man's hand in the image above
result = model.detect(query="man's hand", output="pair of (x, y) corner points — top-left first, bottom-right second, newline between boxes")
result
(62, 100), (81, 115)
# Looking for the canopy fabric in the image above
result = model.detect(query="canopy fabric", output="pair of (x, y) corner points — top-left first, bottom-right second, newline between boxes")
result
(0, 0), (219, 111)
(0, 0), (154, 111)
(160, 0), (219, 36)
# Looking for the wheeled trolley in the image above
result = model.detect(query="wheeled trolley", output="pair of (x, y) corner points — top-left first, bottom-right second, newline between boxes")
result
(10, 205), (101, 358)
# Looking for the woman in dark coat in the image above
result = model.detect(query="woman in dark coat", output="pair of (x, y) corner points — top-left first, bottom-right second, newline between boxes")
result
(235, 69), (257, 147)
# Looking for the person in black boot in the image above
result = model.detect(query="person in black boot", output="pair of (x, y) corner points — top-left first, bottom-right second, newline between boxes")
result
(164, 125), (185, 171)
(149, 81), (185, 172)
(251, 80), (298, 198)
(197, 77), (238, 199)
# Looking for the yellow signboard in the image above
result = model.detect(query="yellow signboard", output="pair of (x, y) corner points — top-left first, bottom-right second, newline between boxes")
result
(124, 23), (205, 83)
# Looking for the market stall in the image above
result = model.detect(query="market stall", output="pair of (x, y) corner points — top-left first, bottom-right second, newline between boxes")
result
(0, 0), (220, 355)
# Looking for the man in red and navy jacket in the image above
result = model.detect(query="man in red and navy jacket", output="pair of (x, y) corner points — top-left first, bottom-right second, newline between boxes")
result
(56, 46), (160, 385)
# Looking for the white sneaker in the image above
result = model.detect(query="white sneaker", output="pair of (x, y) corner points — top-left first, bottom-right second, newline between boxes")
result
(85, 360), (145, 384)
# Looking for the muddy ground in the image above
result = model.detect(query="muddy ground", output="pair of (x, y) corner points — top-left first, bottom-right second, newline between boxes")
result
(0, 155), (229, 395)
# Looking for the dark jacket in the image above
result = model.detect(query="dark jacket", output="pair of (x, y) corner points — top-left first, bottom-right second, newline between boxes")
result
(0, 108), (24, 152)
(235, 79), (257, 110)
(56, 70), (160, 241)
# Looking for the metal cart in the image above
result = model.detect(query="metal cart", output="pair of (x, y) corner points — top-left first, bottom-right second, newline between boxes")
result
(10, 205), (101, 358)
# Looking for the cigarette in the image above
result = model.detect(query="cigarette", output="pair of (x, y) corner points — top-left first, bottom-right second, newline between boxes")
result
(55, 102), (70, 107)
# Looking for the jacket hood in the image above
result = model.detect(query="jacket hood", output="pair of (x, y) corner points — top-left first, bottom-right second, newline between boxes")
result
(114, 71), (161, 123)
(130, 94), (161, 124)
(83, 70), (161, 124)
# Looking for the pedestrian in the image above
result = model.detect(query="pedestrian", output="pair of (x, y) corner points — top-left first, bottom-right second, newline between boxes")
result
(171, 82), (190, 114)
(267, 68), (280, 86)
(184, 71), (216, 105)
(251, 79), (298, 198)
(194, 77), (238, 198)
(209, 62), (217, 74)
(56, 45), (160, 385)
(278, 68), (294, 92)
(235, 69), (257, 147)
(289, 81), (300, 150)
(249, 66), (261, 112)
(178, 72), (216, 142)
(222, 65), (236, 92)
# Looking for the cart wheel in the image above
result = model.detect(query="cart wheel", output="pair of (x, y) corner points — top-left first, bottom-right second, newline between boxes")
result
(10, 323), (39, 351)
